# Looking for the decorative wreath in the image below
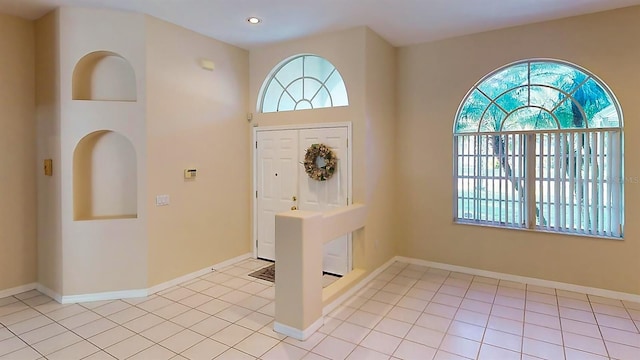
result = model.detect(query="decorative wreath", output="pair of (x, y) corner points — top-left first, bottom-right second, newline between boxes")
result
(304, 143), (338, 181)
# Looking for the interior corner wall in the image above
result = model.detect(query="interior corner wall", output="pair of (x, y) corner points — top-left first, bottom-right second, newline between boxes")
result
(145, 16), (251, 287)
(35, 10), (62, 294)
(361, 29), (398, 271)
(396, 6), (640, 294)
(0, 13), (37, 292)
(249, 27), (398, 284)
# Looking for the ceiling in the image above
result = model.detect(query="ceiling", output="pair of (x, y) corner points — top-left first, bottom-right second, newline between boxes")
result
(1, 0), (640, 49)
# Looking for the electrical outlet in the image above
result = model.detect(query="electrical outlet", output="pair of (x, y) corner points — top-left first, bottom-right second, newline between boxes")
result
(156, 195), (170, 206)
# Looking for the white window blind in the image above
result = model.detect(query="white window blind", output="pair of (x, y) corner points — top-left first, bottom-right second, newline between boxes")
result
(455, 130), (622, 237)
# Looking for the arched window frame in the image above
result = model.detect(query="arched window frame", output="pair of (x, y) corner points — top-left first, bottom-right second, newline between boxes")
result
(453, 59), (624, 238)
(258, 54), (349, 113)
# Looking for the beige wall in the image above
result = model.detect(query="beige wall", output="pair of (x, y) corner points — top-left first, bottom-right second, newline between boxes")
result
(397, 7), (640, 294)
(0, 13), (36, 292)
(250, 27), (398, 289)
(35, 10), (62, 294)
(145, 17), (251, 286)
(361, 29), (397, 270)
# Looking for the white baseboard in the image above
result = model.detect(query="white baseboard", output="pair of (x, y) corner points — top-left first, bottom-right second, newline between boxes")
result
(397, 256), (640, 303)
(60, 289), (148, 304)
(0, 283), (37, 299)
(323, 257), (397, 316)
(274, 317), (324, 341)
(7, 253), (639, 308)
(148, 252), (252, 295)
(0, 253), (254, 304)
(210, 252), (253, 271)
(35, 283), (145, 304)
(35, 284), (62, 303)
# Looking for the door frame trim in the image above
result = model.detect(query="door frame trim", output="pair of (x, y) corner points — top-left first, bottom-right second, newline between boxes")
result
(252, 122), (353, 272)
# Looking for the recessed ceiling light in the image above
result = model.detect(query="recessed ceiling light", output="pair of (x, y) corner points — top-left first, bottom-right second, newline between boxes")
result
(247, 17), (261, 24)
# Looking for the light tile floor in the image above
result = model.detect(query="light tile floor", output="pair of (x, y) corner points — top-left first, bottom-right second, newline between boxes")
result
(1, 259), (640, 359)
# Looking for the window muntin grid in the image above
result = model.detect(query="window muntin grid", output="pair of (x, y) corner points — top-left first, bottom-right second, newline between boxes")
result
(453, 60), (623, 238)
(454, 60), (621, 134)
(259, 55), (349, 113)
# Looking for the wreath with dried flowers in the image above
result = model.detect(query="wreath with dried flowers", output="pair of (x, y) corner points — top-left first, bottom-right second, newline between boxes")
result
(304, 143), (338, 181)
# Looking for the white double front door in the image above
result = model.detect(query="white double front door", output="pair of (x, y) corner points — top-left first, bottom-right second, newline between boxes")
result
(255, 125), (350, 275)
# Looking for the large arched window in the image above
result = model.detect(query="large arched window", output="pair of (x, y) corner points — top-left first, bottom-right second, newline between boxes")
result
(258, 54), (348, 113)
(454, 59), (623, 238)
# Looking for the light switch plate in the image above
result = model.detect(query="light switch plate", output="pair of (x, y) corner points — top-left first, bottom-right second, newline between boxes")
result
(156, 195), (170, 206)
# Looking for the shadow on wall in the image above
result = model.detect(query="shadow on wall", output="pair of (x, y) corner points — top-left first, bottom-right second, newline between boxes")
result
(72, 51), (137, 102)
(73, 130), (137, 220)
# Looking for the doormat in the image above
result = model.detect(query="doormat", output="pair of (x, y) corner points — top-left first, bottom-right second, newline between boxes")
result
(248, 264), (275, 282)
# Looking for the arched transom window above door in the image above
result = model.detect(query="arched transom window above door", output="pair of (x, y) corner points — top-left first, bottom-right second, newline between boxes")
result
(258, 54), (349, 113)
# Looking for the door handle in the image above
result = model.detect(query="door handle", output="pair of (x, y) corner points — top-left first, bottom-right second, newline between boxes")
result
(291, 206), (297, 210)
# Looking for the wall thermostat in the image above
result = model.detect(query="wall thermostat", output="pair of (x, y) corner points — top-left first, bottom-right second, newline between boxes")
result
(184, 169), (197, 179)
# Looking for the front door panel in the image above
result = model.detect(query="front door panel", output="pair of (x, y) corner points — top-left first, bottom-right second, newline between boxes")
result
(298, 127), (349, 275)
(256, 130), (298, 261)
(256, 126), (350, 276)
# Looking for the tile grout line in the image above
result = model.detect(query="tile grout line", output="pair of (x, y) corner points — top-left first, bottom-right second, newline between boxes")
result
(472, 273), (494, 359)
(177, 259), (281, 359)
(12, 259), (269, 360)
(0, 301), (49, 360)
(320, 262), (399, 359)
(3, 259), (640, 360)
(554, 284), (568, 360)
(420, 266), (454, 358)
(374, 263), (416, 358)
(588, 293), (613, 359)
(521, 285), (527, 360)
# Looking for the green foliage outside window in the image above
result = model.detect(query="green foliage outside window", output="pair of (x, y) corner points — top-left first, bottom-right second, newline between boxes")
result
(455, 60), (620, 134)
(453, 60), (623, 237)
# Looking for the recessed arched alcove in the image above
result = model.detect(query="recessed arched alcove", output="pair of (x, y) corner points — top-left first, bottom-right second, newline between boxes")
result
(72, 51), (137, 101)
(73, 130), (137, 220)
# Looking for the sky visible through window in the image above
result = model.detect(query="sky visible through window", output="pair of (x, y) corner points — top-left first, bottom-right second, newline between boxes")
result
(260, 55), (348, 113)
(455, 61), (620, 134)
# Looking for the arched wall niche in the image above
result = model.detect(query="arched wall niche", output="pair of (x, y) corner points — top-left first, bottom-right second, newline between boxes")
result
(73, 130), (138, 220)
(72, 51), (137, 101)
